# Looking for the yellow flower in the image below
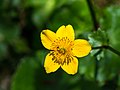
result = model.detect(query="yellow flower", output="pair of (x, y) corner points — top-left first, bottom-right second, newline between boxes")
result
(40, 25), (91, 75)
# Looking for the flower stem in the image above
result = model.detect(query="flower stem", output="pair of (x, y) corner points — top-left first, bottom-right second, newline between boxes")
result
(86, 0), (99, 31)
(92, 45), (120, 56)
(86, 0), (99, 80)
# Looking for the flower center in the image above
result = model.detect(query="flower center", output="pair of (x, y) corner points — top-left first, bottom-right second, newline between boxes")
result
(58, 48), (66, 55)
(50, 37), (74, 65)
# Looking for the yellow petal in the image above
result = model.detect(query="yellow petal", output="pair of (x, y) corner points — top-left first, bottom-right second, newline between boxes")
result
(44, 53), (60, 73)
(41, 30), (56, 50)
(56, 25), (74, 41)
(61, 57), (78, 75)
(72, 39), (91, 57)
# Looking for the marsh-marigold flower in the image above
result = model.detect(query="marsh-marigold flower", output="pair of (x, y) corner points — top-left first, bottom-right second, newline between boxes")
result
(41, 25), (91, 75)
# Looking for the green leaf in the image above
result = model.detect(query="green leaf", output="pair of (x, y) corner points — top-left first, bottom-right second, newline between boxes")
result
(79, 56), (95, 80)
(11, 57), (39, 90)
(32, 0), (56, 27)
(97, 49), (120, 86)
(94, 6), (120, 86)
(48, 0), (92, 34)
(100, 6), (120, 51)
(88, 28), (108, 47)
(88, 28), (108, 60)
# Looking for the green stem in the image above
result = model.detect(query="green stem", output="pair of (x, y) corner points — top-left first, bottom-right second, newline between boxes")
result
(86, 0), (99, 80)
(86, 0), (99, 31)
(92, 45), (120, 56)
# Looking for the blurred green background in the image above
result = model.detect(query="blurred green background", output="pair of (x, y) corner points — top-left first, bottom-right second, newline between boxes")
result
(0, 0), (120, 90)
